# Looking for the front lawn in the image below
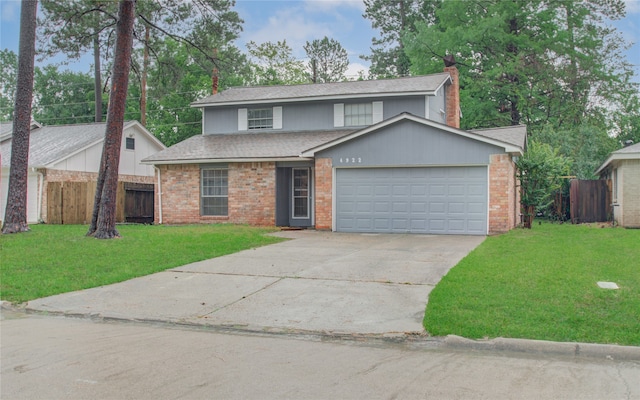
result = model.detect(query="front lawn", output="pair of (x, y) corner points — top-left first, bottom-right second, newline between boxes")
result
(0, 224), (284, 303)
(425, 223), (640, 346)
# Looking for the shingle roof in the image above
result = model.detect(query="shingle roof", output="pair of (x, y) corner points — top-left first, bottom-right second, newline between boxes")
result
(192, 74), (451, 107)
(1, 121), (140, 168)
(595, 141), (640, 174)
(470, 125), (527, 149)
(142, 130), (357, 164)
(611, 141), (640, 154)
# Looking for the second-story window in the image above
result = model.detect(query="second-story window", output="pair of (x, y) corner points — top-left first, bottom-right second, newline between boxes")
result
(248, 108), (273, 129)
(344, 103), (373, 126)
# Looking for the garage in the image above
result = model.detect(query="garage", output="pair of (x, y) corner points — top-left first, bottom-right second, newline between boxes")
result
(335, 166), (488, 235)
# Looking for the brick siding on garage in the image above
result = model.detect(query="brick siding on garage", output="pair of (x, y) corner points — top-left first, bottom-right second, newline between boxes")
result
(156, 162), (276, 226)
(488, 153), (519, 233)
(314, 158), (333, 230)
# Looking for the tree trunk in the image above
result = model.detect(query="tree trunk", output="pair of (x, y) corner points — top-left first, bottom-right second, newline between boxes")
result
(87, 0), (136, 239)
(93, 31), (102, 123)
(140, 24), (149, 126)
(2, 0), (38, 234)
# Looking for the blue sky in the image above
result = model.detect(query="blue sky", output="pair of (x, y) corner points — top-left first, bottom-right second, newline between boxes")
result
(1, 0), (639, 82)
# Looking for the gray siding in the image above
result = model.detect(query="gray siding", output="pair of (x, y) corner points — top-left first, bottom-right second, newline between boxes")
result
(203, 107), (237, 134)
(318, 119), (504, 167)
(202, 94), (446, 134)
(428, 87), (446, 124)
(282, 102), (334, 131)
(382, 96), (425, 119)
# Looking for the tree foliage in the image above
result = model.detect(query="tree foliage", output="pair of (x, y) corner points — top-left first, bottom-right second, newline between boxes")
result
(515, 141), (571, 228)
(246, 40), (309, 85)
(304, 36), (349, 83)
(362, 0), (439, 78)
(403, 0), (638, 177)
(144, 37), (250, 146)
(38, 0), (244, 123)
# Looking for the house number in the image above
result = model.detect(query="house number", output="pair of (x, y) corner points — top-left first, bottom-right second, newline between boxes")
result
(340, 157), (362, 164)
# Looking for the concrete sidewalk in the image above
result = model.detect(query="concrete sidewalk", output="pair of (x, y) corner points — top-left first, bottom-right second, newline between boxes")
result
(25, 230), (484, 335)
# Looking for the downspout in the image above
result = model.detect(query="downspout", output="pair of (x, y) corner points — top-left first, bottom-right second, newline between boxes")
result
(35, 168), (44, 223)
(154, 166), (162, 224)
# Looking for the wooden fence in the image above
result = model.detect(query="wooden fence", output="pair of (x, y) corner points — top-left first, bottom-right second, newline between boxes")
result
(570, 179), (611, 224)
(47, 181), (153, 224)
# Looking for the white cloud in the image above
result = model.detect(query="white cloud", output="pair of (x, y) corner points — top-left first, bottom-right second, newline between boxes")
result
(345, 62), (369, 79)
(243, 7), (334, 58)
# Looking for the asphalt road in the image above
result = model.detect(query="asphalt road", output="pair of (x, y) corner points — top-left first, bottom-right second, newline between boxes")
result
(2, 311), (639, 400)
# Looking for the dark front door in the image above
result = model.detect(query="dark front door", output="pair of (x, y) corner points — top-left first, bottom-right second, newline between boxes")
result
(275, 166), (313, 228)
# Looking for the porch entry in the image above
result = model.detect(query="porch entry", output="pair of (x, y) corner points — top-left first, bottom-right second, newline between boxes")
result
(276, 163), (313, 227)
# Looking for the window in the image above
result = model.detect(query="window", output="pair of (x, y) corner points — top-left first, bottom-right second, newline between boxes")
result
(125, 137), (135, 150)
(201, 168), (228, 216)
(292, 168), (309, 218)
(344, 103), (372, 126)
(247, 108), (273, 129)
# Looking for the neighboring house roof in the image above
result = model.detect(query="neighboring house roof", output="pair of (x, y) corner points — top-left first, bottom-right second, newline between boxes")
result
(301, 113), (525, 157)
(0, 120), (42, 142)
(141, 130), (357, 165)
(595, 141), (640, 174)
(470, 125), (527, 150)
(1, 121), (165, 168)
(192, 74), (452, 107)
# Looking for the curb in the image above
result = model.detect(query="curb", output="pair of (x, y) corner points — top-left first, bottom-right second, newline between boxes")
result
(442, 334), (640, 362)
(3, 302), (639, 361)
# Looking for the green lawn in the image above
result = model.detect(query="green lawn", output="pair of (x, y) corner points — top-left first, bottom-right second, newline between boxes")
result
(425, 222), (640, 346)
(0, 224), (284, 303)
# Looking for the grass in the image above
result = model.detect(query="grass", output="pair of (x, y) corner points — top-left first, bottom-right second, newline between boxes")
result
(424, 222), (640, 346)
(0, 224), (284, 304)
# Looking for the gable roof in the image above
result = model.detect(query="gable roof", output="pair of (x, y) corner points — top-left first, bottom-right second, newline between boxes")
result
(301, 113), (524, 157)
(595, 141), (640, 174)
(192, 73), (452, 108)
(470, 125), (527, 149)
(1, 121), (165, 168)
(141, 130), (357, 165)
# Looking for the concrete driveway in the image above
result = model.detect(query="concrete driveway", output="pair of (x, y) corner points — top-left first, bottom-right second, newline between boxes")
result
(26, 231), (484, 336)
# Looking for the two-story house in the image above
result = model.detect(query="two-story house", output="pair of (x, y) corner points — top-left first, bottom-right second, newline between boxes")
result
(143, 64), (526, 235)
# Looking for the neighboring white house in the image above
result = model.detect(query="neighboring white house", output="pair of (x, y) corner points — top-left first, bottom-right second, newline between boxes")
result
(1, 121), (166, 224)
(596, 142), (640, 228)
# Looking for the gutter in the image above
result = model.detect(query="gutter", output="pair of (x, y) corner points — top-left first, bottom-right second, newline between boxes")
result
(35, 168), (44, 223)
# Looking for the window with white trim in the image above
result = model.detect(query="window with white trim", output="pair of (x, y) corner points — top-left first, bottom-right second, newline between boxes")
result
(344, 103), (372, 126)
(248, 108), (273, 129)
(201, 168), (228, 216)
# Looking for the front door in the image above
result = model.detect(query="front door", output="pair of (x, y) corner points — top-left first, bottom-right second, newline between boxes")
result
(290, 167), (312, 227)
(275, 165), (313, 228)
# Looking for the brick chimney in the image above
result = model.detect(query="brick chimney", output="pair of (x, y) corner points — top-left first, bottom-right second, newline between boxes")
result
(443, 55), (460, 129)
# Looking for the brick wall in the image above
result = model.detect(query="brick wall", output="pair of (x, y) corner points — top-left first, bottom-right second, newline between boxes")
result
(39, 168), (154, 223)
(156, 162), (276, 225)
(443, 66), (460, 129)
(314, 158), (333, 230)
(228, 162), (275, 225)
(488, 153), (518, 234)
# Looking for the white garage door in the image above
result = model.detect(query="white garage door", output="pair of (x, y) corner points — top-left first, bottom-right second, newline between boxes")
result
(335, 166), (487, 235)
